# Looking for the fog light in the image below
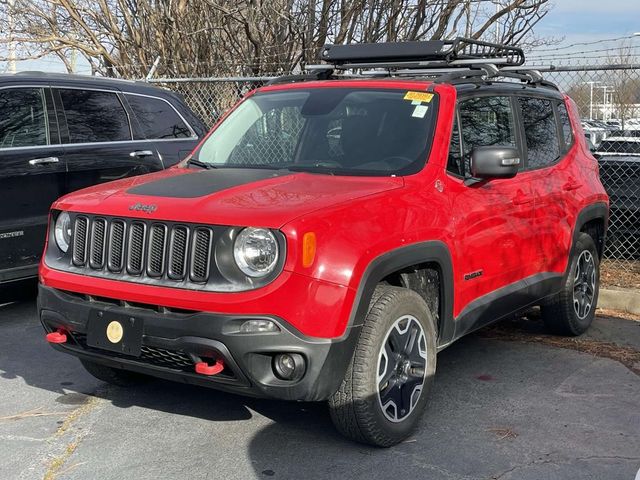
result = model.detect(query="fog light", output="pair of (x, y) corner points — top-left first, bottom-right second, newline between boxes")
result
(273, 353), (305, 381)
(239, 319), (280, 334)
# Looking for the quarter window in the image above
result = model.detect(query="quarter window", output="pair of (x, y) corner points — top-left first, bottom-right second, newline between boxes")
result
(58, 89), (131, 143)
(458, 96), (516, 175)
(0, 88), (48, 149)
(518, 97), (560, 169)
(126, 94), (192, 139)
(557, 101), (573, 151)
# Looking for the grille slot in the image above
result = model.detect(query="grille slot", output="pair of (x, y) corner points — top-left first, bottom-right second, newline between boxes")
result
(168, 226), (189, 280)
(107, 220), (126, 272)
(147, 224), (168, 277)
(190, 227), (212, 282)
(127, 222), (146, 275)
(89, 218), (107, 269)
(72, 216), (89, 266)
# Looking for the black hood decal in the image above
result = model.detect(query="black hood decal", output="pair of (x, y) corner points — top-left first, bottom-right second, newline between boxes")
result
(127, 168), (292, 198)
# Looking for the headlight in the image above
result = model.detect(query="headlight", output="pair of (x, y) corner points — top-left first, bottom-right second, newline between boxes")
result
(54, 211), (72, 253)
(233, 227), (278, 277)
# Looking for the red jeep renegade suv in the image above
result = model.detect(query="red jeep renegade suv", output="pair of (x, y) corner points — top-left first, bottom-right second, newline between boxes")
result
(38, 39), (609, 446)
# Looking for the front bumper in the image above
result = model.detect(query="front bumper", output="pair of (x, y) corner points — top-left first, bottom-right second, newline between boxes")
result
(38, 285), (360, 401)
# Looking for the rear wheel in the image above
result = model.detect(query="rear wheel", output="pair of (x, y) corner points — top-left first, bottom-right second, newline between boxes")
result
(329, 285), (437, 447)
(541, 233), (600, 336)
(80, 359), (148, 387)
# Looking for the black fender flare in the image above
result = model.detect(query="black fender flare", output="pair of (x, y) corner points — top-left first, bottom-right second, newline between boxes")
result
(570, 202), (609, 262)
(347, 241), (455, 346)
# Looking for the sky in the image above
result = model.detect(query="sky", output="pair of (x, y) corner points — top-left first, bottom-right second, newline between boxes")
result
(528, 0), (640, 64)
(2, 0), (640, 75)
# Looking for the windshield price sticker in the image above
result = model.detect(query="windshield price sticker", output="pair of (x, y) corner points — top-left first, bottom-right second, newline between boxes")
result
(412, 105), (429, 118)
(404, 91), (434, 103)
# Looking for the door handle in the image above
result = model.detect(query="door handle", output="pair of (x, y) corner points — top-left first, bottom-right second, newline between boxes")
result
(129, 150), (154, 158)
(28, 156), (59, 166)
(563, 181), (582, 191)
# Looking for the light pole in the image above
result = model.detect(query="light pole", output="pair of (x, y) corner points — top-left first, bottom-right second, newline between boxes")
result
(583, 81), (600, 120)
(597, 85), (613, 121)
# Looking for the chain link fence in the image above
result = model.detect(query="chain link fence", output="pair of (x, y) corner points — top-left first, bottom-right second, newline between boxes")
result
(150, 64), (640, 289)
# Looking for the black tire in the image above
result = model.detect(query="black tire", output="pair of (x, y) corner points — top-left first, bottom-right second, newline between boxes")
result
(80, 359), (148, 387)
(541, 232), (600, 336)
(328, 285), (437, 447)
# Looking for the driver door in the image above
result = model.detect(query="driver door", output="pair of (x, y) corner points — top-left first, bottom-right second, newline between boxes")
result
(445, 95), (536, 328)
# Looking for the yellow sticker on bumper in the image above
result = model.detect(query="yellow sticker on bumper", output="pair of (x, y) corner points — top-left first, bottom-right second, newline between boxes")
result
(404, 91), (434, 103)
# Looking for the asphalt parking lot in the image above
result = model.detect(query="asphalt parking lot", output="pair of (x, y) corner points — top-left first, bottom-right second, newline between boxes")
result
(1, 299), (639, 480)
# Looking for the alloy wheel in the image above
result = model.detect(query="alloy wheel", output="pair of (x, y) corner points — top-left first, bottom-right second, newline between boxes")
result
(376, 315), (428, 423)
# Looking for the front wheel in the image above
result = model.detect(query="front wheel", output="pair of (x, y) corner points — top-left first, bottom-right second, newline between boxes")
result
(541, 232), (600, 336)
(328, 285), (437, 447)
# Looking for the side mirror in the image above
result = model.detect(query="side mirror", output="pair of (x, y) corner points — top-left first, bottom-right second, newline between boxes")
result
(470, 146), (521, 180)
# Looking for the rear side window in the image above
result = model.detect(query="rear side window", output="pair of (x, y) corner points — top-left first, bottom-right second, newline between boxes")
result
(518, 97), (560, 169)
(126, 94), (192, 139)
(457, 96), (516, 175)
(557, 101), (573, 151)
(58, 89), (131, 143)
(0, 88), (48, 148)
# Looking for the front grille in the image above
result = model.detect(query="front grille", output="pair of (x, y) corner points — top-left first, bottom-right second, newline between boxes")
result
(71, 215), (214, 286)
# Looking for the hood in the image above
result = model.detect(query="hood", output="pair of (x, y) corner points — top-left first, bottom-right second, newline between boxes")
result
(53, 167), (404, 228)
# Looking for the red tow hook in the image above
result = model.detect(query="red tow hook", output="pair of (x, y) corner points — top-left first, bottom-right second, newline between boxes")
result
(46, 329), (68, 344)
(195, 359), (224, 376)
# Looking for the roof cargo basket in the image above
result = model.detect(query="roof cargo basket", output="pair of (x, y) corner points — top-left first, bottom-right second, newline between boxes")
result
(320, 37), (525, 69)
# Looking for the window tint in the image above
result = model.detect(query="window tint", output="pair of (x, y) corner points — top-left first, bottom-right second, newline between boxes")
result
(126, 94), (192, 139)
(0, 88), (48, 148)
(518, 97), (560, 169)
(458, 96), (516, 175)
(58, 89), (130, 143)
(557, 101), (573, 150)
(447, 116), (463, 176)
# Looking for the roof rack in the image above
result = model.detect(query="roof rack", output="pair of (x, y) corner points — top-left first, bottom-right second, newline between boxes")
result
(320, 38), (525, 70)
(267, 38), (557, 90)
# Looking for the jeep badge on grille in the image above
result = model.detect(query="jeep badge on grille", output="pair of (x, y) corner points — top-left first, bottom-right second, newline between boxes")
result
(129, 203), (157, 214)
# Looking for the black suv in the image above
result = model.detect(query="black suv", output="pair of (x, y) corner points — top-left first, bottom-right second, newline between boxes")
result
(0, 72), (206, 289)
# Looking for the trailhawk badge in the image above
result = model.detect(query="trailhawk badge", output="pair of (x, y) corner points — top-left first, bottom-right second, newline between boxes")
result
(129, 202), (157, 214)
(106, 321), (124, 344)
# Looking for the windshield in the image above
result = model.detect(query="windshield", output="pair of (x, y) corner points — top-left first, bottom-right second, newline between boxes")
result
(193, 87), (438, 176)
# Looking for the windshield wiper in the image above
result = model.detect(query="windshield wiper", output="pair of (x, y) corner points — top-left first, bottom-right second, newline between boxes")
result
(187, 158), (216, 169)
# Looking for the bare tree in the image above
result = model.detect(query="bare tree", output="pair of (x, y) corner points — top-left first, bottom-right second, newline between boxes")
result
(607, 41), (640, 129)
(1, 0), (553, 78)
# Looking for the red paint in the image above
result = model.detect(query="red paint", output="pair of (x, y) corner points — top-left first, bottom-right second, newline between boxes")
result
(195, 360), (224, 376)
(46, 329), (67, 344)
(40, 81), (609, 340)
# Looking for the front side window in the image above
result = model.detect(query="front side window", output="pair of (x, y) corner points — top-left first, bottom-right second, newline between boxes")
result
(194, 88), (438, 176)
(458, 96), (516, 175)
(126, 94), (192, 139)
(518, 97), (560, 169)
(0, 88), (48, 149)
(58, 89), (131, 143)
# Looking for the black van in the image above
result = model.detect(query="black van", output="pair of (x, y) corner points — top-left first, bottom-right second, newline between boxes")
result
(0, 72), (207, 288)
